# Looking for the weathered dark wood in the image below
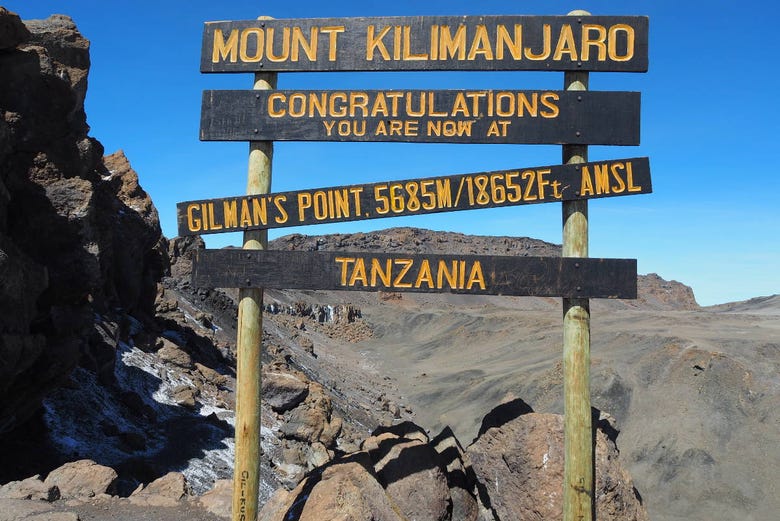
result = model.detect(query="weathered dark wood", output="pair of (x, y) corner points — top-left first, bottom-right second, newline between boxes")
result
(177, 157), (651, 236)
(201, 15), (648, 73)
(192, 250), (637, 299)
(200, 89), (640, 145)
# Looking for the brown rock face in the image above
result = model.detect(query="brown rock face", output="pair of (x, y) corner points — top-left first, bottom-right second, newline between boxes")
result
(263, 371), (309, 412)
(467, 411), (648, 521)
(0, 10), (167, 438)
(261, 421), (485, 521)
(128, 471), (189, 507)
(372, 437), (451, 521)
(0, 8), (30, 50)
(637, 272), (699, 309)
(0, 474), (59, 501)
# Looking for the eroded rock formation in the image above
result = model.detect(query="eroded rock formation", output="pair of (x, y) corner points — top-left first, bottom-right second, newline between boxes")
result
(0, 8), (166, 444)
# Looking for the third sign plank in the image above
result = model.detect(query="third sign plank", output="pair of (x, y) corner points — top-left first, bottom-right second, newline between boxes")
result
(177, 157), (651, 236)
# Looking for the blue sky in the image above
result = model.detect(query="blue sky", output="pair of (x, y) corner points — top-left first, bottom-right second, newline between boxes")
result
(5, 1), (779, 306)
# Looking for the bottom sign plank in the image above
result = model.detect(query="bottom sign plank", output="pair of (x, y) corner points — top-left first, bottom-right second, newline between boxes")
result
(192, 250), (637, 299)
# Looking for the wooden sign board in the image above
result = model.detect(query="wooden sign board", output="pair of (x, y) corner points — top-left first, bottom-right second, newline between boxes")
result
(177, 157), (651, 236)
(192, 250), (637, 299)
(201, 15), (648, 73)
(200, 89), (640, 145)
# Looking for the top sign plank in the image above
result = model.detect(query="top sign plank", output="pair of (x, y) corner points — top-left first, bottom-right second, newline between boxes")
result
(201, 15), (648, 73)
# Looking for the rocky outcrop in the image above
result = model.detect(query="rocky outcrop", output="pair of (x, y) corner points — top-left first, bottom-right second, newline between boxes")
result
(0, 8), (30, 50)
(271, 227), (560, 257)
(467, 408), (648, 521)
(128, 472), (189, 507)
(259, 422), (482, 521)
(0, 10), (167, 437)
(258, 408), (647, 521)
(0, 474), (59, 502)
(261, 454), (402, 521)
(42, 459), (118, 499)
(0, 463), (208, 520)
(637, 272), (699, 309)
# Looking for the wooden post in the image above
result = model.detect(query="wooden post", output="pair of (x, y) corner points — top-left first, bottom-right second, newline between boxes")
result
(232, 19), (277, 521)
(562, 9), (593, 521)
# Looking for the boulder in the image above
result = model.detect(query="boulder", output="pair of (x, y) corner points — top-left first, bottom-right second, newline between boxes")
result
(319, 416), (343, 447)
(198, 479), (232, 519)
(262, 371), (308, 412)
(467, 411), (649, 521)
(0, 474), (59, 501)
(258, 454), (403, 521)
(128, 471), (188, 507)
(279, 382), (333, 444)
(156, 337), (193, 368)
(43, 459), (117, 499)
(195, 362), (228, 387)
(262, 421), (472, 521)
(432, 427), (480, 521)
(172, 385), (199, 409)
(372, 437), (450, 521)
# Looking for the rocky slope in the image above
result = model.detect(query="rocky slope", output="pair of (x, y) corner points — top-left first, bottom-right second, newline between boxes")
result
(0, 7), (374, 510)
(278, 229), (776, 521)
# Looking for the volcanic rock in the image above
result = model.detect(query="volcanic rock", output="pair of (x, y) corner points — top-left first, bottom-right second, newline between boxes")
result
(259, 453), (404, 521)
(43, 460), (118, 499)
(0, 474), (59, 502)
(0, 8), (31, 49)
(197, 478), (232, 518)
(467, 410), (648, 521)
(280, 382), (336, 445)
(371, 436), (450, 521)
(262, 371), (309, 412)
(0, 10), (167, 436)
(156, 337), (194, 368)
(128, 471), (188, 507)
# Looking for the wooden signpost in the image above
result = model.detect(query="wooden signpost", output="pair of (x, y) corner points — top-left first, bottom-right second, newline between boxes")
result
(190, 11), (650, 521)
(176, 157), (651, 236)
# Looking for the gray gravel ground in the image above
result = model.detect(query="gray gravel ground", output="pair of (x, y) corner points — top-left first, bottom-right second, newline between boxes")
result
(0, 497), (226, 521)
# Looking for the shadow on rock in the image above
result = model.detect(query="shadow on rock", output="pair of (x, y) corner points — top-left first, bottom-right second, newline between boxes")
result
(260, 420), (488, 521)
(475, 397), (534, 439)
(28, 312), (235, 496)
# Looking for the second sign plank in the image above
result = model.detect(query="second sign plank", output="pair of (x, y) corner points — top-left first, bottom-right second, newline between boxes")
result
(200, 89), (640, 145)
